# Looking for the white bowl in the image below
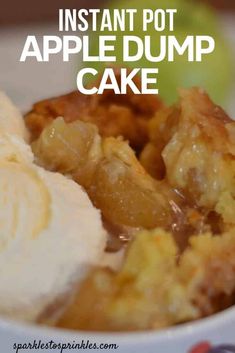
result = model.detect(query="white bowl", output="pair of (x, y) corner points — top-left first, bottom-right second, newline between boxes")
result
(1, 306), (235, 353)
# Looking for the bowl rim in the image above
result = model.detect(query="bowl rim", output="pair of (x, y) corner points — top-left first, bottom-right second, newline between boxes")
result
(0, 305), (235, 345)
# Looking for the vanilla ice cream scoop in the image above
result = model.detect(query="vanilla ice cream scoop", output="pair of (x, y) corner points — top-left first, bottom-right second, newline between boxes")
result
(0, 96), (107, 322)
(0, 92), (29, 141)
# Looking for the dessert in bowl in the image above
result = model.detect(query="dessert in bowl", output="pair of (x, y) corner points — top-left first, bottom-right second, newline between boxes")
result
(0, 72), (235, 352)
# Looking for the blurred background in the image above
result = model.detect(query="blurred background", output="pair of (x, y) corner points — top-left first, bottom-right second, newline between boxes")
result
(0, 0), (234, 114)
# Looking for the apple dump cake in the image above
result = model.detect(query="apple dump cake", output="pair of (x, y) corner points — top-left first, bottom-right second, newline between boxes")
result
(0, 74), (234, 332)
(23, 81), (235, 331)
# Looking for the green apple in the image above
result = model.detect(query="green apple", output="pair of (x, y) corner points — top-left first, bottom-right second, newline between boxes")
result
(85, 0), (232, 104)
